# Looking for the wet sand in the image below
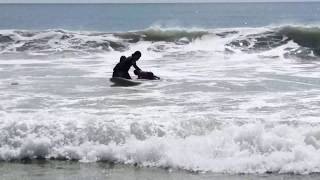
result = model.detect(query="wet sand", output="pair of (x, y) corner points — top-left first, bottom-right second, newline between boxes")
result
(0, 161), (319, 180)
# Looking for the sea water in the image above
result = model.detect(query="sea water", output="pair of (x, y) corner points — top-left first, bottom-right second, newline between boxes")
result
(1, 2), (320, 177)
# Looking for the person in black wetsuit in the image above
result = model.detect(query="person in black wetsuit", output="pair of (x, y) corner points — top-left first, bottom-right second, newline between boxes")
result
(112, 51), (142, 79)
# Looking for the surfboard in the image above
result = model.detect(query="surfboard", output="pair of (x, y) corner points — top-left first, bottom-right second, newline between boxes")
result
(110, 77), (142, 87)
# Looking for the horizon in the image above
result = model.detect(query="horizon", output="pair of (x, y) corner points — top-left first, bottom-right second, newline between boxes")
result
(0, 0), (319, 4)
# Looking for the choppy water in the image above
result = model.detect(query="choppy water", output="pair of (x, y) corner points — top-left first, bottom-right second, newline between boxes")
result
(1, 3), (320, 175)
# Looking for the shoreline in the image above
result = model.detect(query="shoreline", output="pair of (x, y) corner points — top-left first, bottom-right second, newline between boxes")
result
(0, 161), (319, 180)
(0, 2), (319, 5)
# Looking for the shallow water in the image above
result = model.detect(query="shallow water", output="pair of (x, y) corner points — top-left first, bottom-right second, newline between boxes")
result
(0, 161), (319, 180)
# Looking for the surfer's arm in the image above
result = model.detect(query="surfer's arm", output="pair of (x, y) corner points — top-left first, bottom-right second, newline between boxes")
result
(132, 61), (141, 71)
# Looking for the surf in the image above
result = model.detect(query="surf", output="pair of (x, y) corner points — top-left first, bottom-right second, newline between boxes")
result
(0, 25), (320, 61)
(2, 24), (320, 175)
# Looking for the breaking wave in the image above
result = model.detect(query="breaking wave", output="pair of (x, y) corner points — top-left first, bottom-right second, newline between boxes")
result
(1, 113), (320, 174)
(0, 25), (320, 60)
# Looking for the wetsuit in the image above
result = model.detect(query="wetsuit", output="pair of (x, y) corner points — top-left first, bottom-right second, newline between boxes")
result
(113, 56), (141, 79)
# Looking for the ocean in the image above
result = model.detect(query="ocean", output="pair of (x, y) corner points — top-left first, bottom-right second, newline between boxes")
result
(1, 2), (320, 180)
(0, 3), (319, 31)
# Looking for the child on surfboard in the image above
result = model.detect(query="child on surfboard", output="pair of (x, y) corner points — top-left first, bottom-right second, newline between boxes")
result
(134, 70), (160, 80)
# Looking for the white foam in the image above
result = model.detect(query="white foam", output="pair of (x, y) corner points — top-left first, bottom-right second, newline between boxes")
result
(1, 118), (320, 174)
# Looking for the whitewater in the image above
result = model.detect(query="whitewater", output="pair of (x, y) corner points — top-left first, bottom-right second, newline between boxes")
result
(1, 25), (320, 175)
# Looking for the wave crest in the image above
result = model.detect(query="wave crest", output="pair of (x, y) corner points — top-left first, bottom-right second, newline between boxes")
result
(115, 28), (209, 43)
(280, 26), (320, 56)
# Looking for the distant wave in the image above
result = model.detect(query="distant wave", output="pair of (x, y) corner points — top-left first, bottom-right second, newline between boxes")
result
(114, 28), (209, 43)
(0, 25), (320, 60)
(280, 26), (320, 56)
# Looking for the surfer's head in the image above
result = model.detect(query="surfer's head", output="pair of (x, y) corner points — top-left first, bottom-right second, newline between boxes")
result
(134, 70), (139, 75)
(120, 56), (126, 62)
(132, 51), (141, 61)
